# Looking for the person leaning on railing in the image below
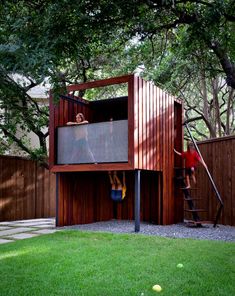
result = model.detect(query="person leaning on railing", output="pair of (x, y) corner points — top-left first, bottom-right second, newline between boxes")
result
(66, 113), (95, 163)
(66, 113), (88, 125)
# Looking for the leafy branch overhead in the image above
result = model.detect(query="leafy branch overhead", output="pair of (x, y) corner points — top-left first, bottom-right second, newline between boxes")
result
(0, 68), (49, 166)
(0, 0), (234, 165)
(94, 0), (235, 89)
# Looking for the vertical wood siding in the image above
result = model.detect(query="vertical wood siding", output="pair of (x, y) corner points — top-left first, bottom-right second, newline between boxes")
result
(0, 155), (55, 221)
(56, 171), (162, 226)
(49, 93), (91, 169)
(133, 76), (175, 224)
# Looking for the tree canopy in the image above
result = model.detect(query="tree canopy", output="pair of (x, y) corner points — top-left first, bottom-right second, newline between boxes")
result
(0, 0), (234, 165)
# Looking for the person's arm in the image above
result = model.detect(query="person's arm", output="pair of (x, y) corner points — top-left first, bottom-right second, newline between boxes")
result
(66, 121), (77, 125)
(108, 171), (114, 185)
(174, 148), (182, 156)
(194, 151), (207, 169)
(66, 120), (89, 125)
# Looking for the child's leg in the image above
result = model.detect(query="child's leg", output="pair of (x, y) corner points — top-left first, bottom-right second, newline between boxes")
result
(191, 170), (196, 184)
(113, 172), (122, 190)
(108, 171), (115, 189)
(185, 174), (191, 188)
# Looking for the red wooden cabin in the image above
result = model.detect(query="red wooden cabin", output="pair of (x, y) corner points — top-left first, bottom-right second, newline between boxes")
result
(49, 74), (183, 230)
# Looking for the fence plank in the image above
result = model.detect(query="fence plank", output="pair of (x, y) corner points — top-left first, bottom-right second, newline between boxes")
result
(0, 155), (55, 221)
(196, 136), (235, 226)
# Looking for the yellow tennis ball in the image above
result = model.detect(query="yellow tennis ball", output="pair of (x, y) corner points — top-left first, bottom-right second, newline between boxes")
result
(177, 263), (184, 268)
(152, 285), (162, 292)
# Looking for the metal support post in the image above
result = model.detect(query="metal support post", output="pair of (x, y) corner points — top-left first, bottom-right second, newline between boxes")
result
(55, 173), (59, 227)
(135, 170), (141, 232)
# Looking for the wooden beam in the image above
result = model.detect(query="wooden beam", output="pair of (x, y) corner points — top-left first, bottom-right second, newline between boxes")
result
(50, 163), (134, 173)
(67, 74), (133, 92)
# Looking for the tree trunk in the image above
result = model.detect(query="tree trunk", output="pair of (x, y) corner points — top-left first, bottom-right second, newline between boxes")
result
(226, 87), (235, 135)
(212, 78), (222, 137)
(210, 41), (235, 89)
(200, 68), (216, 138)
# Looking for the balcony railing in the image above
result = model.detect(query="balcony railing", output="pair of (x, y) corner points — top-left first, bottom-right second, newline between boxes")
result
(57, 120), (128, 164)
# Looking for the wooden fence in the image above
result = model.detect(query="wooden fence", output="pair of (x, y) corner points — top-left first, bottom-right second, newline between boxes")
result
(1, 136), (234, 225)
(193, 136), (235, 226)
(0, 155), (56, 222)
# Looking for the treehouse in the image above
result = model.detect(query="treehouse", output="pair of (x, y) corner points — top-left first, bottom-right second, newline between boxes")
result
(49, 74), (183, 231)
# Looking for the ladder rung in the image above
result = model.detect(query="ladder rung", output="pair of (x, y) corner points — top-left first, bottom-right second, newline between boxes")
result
(181, 187), (198, 190)
(184, 209), (207, 212)
(174, 167), (185, 170)
(185, 220), (213, 225)
(184, 198), (203, 201)
(175, 176), (185, 180)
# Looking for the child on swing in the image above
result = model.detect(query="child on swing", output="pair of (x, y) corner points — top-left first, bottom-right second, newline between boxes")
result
(108, 171), (126, 202)
(174, 142), (207, 189)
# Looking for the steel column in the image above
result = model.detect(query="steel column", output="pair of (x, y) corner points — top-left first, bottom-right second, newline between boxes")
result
(135, 170), (141, 232)
(55, 173), (59, 226)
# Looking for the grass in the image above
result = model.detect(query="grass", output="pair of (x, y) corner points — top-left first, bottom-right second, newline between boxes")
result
(0, 231), (234, 296)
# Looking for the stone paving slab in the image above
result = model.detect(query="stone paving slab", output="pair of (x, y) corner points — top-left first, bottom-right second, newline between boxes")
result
(33, 224), (55, 229)
(0, 221), (19, 226)
(10, 221), (55, 227)
(0, 238), (14, 244)
(5, 233), (39, 240)
(0, 218), (56, 244)
(0, 226), (11, 231)
(0, 218), (55, 225)
(12, 218), (55, 223)
(0, 227), (36, 236)
(32, 229), (57, 234)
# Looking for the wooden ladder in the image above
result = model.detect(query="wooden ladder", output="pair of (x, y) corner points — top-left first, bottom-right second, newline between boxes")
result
(183, 187), (208, 226)
(175, 171), (210, 227)
(183, 122), (224, 227)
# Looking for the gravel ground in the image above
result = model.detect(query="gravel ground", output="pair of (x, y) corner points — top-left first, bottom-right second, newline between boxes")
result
(61, 220), (235, 242)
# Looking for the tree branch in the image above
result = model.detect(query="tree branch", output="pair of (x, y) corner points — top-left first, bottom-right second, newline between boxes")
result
(209, 41), (235, 89)
(183, 116), (203, 125)
(1, 126), (49, 169)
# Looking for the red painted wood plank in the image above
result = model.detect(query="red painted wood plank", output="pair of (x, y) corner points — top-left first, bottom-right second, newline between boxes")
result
(49, 91), (55, 169)
(128, 75), (135, 167)
(58, 174), (64, 226)
(146, 80), (150, 170)
(156, 87), (160, 170)
(169, 95), (174, 224)
(50, 163), (133, 173)
(159, 88), (163, 171)
(138, 77), (143, 169)
(142, 79), (147, 170)
(151, 83), (155, 171)
(133, 75), (139, 168)
(67, 75), (132, 92)
(162, 90), (168, 224)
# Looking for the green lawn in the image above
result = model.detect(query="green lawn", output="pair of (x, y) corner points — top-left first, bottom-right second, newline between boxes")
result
(0, 231), (234, 296)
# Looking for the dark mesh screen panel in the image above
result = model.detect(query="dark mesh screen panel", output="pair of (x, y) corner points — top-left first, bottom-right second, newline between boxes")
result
(57, 120), (128, 164)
